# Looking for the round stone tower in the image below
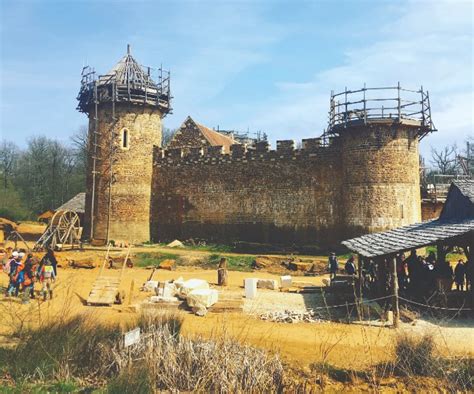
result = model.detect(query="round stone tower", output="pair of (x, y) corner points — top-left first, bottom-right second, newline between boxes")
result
(77, 46), (171, 243)
(326, 85), (435, 239)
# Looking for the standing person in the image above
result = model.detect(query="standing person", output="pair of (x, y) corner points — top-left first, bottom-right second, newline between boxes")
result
(396, 253), (408, 290)
(7, 252), (24, 297)
(21, 259), (35, 304)
(5, 251), (19, 296)
(39, 259), (56, 300)
(405, 250), (418, 289)
(454, 260), (466, 291)
(426, 251), (436, 265)
(344, 255), (356, 275)
(41, 247), (58, 277)
(328, 252), (338, 280)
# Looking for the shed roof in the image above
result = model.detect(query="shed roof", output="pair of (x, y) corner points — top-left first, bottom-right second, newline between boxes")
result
(342, 218), (474, 258)
(56, 193), (86, 213)
(452, 179), (474, 203)
(342, 179), (474, 258)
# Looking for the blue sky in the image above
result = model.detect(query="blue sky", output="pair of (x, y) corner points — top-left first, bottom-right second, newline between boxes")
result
(0, 0), (472, 158)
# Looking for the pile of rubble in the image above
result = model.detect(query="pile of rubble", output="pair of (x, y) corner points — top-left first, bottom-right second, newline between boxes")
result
(142, 277), (219, 316)
(259, 309), (325, 324)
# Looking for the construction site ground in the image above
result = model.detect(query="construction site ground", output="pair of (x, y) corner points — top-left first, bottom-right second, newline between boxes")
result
(1, 223), (473, 373)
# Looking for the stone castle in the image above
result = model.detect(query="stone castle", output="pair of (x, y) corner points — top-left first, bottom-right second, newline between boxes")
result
(77, 48), (435, 248)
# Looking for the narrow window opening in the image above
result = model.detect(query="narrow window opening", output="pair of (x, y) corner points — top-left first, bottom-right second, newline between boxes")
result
(121, 129), (129, 149)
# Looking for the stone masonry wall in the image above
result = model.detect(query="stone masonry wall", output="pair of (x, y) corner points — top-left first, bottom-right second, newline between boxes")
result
(151, 139), (344, 247)
(84, 103), (162, 243)
(341, 124), (421, 238)
(151, 123), (422, 248)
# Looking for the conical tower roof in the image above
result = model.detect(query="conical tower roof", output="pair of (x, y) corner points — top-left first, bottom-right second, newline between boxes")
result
(77, 45), (171, 115)
(99, 45), (156, 87)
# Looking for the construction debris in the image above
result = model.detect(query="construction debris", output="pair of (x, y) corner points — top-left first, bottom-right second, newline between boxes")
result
(167, 239), (184, 248)
(68, 258), (96, 269)
(178, 279), (209, 298)
(259, 309), (325, 324)
(288, 261), (313, 271)
(158, 259), (176, 270)
(257, 279), (279, 290)
(143, 280), (158, 291)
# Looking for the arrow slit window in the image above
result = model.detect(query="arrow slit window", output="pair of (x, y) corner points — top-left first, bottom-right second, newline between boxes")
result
(121, 128), (130, 150)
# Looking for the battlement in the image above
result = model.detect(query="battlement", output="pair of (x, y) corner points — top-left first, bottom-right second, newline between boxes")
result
(154, 138), (338, 167)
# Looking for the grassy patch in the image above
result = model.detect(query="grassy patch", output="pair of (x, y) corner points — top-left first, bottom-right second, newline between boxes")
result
(135, 252), (179, 267)
(207, 254), (255, 272)
(184, 243), (233, 253)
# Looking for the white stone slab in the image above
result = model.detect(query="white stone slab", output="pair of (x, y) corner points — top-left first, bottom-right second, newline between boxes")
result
(244, 278), (258, 299)
(150, 295), (180, 303)
(143, 280), (158, 291)
(280, 275), (292, 288)
(179, 279), (209, 298)
(187, 289), (219, 308)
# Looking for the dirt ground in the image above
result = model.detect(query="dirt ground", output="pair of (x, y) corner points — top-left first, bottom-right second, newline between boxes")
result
(1, 237), (473, 371)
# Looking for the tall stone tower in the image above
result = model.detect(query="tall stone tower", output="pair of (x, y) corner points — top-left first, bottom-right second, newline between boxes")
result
(77, 46), (171, 243)
(325, 84), (435, 238)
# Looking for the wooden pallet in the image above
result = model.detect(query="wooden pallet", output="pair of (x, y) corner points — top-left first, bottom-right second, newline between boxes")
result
(209, 294), (243, 313)
(87, 276), (121, 306)
(86, 244), (131, 306)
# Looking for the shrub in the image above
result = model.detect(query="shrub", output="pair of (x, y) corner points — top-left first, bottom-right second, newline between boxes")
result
(394, 334), (438, 376)
(393, 334), (473, 390)
(107, 365), (152, 394)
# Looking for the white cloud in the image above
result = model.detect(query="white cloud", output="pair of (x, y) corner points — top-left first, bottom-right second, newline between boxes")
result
(231, 0), (473, 157)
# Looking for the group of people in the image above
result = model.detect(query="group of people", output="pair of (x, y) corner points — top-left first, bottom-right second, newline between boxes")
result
(328, 250), (473, 296)
(2, 247), (57, 304)
(395, 250), (472, 294)
(327, 252), (357, 280)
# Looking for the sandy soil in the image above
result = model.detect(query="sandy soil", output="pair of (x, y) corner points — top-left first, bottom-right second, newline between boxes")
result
(1, 245), (473, 371)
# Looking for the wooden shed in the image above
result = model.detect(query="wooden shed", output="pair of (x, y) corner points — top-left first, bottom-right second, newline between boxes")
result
(342, 180), (474, 325)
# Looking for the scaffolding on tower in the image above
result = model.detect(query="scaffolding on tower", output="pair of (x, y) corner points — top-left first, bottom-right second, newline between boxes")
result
(76, 45), (172, 241)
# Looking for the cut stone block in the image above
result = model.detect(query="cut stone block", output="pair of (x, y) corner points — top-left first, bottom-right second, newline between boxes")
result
(257, 279), (278, 290)
(167, 240), (184, 248)
(143, 280), (158, 291)
(179, 279), (209, 298)
(150, 295), (180, 303)
(280, 275), (292, 288)
(187, 289), (219, 308)
(244, 278), (258, 299)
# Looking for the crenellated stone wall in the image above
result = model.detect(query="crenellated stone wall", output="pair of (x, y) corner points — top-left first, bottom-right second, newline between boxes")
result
(151, 138), (344, 247)
(151, 123), (422, 248)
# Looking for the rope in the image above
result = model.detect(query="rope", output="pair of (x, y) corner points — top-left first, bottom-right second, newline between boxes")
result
(309, 295), (393, 310)
(398, 296), (474, 312)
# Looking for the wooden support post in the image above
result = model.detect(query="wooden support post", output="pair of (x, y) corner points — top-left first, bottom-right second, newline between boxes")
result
(357, 254), (363, 320)
(128, 279), (135, 306)
(391, 256), (400, 328)
(217, 257), (228, 286)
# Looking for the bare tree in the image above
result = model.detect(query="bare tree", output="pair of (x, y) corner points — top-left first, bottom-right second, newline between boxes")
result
(71, 125), (88, 169)
(0, 140), (18, 189)
(430, 145), (458, 175)
(162, 127), (177, 147)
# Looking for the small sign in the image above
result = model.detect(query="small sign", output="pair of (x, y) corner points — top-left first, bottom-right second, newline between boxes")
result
(124, 327), (140, 347)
